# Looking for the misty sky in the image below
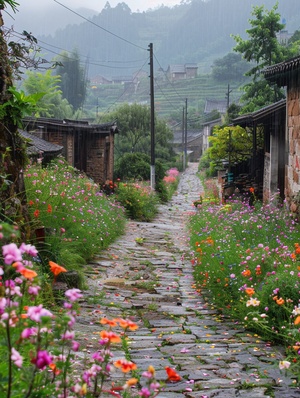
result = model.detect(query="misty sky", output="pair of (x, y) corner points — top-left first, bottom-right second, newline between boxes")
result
(17, 0), (182, 13)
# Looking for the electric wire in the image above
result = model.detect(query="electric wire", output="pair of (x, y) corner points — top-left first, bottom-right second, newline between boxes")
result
(53, 0), (147, 51)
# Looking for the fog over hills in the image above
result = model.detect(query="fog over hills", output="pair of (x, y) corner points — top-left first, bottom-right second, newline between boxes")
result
(4, 0), (300, 79)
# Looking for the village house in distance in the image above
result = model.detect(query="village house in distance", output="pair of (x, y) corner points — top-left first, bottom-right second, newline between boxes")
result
(21, 117), (118, 185)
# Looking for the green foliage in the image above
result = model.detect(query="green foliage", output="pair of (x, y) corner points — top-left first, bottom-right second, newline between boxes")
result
(115, 182), (159, 221)
(100, 103), (175, 163)
(0, 86), (43, 127)
(54, 49), (87, 110)
(211, 53), (250, 83)
(114, 153), (151, 181)
(21, 70), (73, 118)
(208, 125), (253, 166)
(0, 0), (19, 12)
(232, 3), (292, 111)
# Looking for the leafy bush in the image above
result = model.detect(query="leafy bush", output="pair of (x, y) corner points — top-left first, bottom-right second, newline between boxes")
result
(115, 182), (159, 221)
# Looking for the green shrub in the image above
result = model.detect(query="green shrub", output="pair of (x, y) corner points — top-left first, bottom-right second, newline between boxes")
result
(115, 182), (159, 221)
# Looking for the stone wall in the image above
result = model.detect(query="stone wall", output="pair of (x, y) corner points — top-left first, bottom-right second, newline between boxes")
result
(286, 86), (300, 207)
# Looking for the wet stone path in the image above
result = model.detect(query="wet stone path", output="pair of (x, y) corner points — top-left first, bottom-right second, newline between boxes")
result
(74, 163), (300, 397)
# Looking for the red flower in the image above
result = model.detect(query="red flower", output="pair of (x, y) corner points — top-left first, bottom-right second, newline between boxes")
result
(165, 367), (181, 382)
(47, 204), (52, 213)
(34, 209), (40, 218)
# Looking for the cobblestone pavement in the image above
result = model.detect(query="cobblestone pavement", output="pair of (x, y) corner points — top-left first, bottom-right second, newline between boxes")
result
(75, 163), (300, 397)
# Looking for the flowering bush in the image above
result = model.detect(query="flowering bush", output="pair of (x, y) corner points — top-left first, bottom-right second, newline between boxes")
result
(24, 157), (126, 275)
(189, 196), (300, 383)
(0, 225), (167, 397)
(157, 168), (180, 203)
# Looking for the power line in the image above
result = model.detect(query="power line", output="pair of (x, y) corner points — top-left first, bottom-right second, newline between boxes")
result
(53, 0), (147, 51)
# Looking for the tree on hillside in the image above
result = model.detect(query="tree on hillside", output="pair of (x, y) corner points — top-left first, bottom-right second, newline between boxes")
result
(54, 49), (87, 111)
(232, 3), (295, 112)
(100, 103), (175, 163)
(22, 70), (73, 118)
(211, 53), (250, 83)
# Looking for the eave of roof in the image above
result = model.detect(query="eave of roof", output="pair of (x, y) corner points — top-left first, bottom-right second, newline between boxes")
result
(263, 56), (300, 85)
(231, 99), (286, 127)
(20, 130), (63, 153)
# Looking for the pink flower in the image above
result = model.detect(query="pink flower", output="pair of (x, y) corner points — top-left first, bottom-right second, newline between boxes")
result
(19, 243), (38, 257)
(65, 288), (83, 302)
(61, 330), (75, 340)
(27, 305), (53, 322)
(2, 243), (22, 265)
(72, 341), (80, 352)
(28, 286), (41, 296)
(32, 350), (52, 369)
(11, 348), (23, 368)
(21, 327), (37, 339)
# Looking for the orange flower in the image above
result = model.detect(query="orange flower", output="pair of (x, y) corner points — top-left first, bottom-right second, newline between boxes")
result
(49, 363), (61, 375)
(249, 187), (255, 193)
(242, 269), (251, 277)
(100, 318), (118, 328)
(125, 378), (138, 387)
(19, 268), (38, 279)
(296, 247), (300, 255)
(100, 330), (121, 343)
(117, 318), (139, 331)
(114, 359), (137, 373)
(294, 316), (300, 325)
(29, 200), (34, 206)
(276, 297), (285, 306)
(34, 209), (40, 218)
(148, 365), (155, 376)
(245, 287), (255, 296)
(47, 204), (52, 213)
(49, 261), (67, 276)
(165, 366), (181, 382)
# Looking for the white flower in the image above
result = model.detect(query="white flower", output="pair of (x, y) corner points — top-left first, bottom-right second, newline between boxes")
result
(279, 360), (291, 370)
(246, 297), (260, 307)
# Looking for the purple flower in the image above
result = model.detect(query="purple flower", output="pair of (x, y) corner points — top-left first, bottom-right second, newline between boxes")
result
(2, 243), (22, 265)
(32, 350), (53, 369)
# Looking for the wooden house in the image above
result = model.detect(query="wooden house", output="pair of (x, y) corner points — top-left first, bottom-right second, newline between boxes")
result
(22, 117), (118, 185)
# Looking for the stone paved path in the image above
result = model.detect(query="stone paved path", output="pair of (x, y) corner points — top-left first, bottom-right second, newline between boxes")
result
(75, 163), (300, 397)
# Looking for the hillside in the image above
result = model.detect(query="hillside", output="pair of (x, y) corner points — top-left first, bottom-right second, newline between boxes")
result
(86, 74), (242, 122)
(32, 0), (300, 79)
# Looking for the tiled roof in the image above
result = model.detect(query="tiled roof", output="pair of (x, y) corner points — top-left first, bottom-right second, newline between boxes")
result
(19, 130), (63, 154)
(263, 56), (300, 85)
(231, 99), (286, 126)
(204, 99), (228, 114)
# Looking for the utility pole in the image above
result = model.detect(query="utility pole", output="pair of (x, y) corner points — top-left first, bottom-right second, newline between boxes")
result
(184, 98), (188, 170)
(226, 84), (232, 109)
(182, 106), (185, 169)
(149, 43), (155, 190)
